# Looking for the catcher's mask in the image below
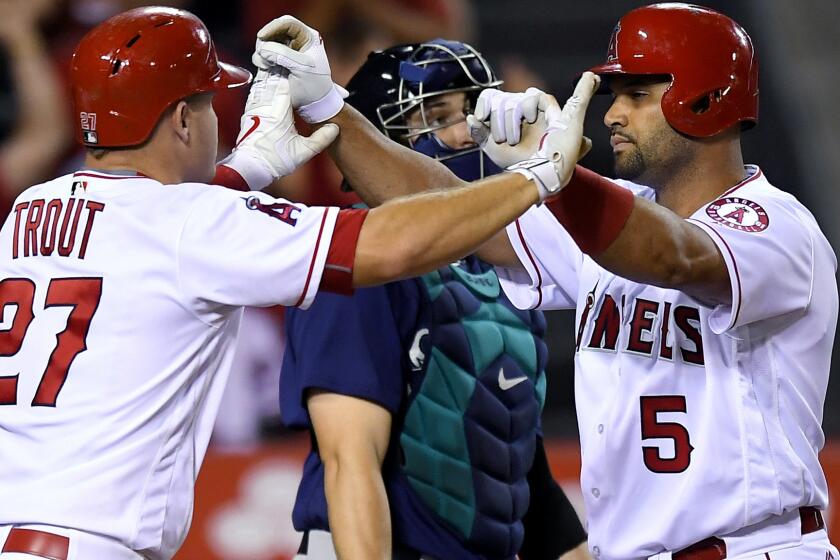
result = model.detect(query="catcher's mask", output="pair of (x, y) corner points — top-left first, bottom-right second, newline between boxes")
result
(345, 39), (503, 182)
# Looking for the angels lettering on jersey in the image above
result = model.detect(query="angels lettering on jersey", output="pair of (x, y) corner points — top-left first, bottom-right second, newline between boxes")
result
(574, 281), (704, 366)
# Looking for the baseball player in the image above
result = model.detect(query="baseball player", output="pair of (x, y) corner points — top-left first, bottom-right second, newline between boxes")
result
(0, 6), (597, 560)
(256, 5), (838, 560)
(464, 4), (838, 560)
(280, 40), (587, 560)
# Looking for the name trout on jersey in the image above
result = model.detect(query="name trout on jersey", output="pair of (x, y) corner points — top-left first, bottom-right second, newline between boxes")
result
(11, 196), (105, 260)
(575, 287), (704, 366)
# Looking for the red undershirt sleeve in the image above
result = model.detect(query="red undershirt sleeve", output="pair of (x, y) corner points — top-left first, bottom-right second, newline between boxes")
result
(320, 208), (369, 294)
(211, 164), (250, 192)
(544, 165), (635, 255)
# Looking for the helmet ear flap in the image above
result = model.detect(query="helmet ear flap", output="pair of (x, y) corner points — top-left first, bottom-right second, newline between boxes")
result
(690, 92), (714, 116)
(663, 80), (744, 138)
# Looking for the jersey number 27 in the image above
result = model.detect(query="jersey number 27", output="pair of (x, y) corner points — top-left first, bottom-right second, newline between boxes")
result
(0, 277), (102, 407)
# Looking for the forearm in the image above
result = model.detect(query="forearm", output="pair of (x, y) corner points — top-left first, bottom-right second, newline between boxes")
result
(520, 438), (587, 560)
(308, 391), (392, 559)
(348, 0), (468, 43)
(6, 29), (60, 130)
(324, 460), (391, 559)
(560, 543), (593, 560)
(326, 104), (464, 206)
(0, 26), (70, 188)
(353, 172), (540, 286)
(475, 230), (524, 269)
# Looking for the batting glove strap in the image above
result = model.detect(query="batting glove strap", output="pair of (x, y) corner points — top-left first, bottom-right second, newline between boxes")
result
(218, 150), (275, 191)
(297, 83), (346, 124)
(506, 157), (563, 201)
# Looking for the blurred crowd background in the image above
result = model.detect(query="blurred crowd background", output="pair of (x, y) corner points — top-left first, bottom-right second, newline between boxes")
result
(0, 0), (838, 444)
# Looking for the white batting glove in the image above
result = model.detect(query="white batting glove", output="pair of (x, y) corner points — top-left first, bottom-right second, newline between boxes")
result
(472, 87), (558, 145)
(251, 16), (346, 123)
(219, 69), (339, 190)
(467, 87), (563, 168)
(503, 73), (600, 200)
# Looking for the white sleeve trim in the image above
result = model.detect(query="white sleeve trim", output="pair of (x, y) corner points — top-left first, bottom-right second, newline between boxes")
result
(685, 218), (743, 335)
(496, 218), (544, 310)
(294, 206), (339, 310)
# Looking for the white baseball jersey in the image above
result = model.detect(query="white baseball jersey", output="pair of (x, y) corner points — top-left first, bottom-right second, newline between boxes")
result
(497, 166), (837, 560)
(0, 170), (344, 560)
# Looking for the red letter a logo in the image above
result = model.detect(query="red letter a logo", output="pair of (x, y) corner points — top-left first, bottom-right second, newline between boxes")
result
(723, 207), (747, 224)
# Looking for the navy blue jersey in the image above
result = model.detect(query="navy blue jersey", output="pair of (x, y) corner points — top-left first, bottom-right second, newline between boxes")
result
(282, 258), (550, 559)
(282, 278), (488, 558)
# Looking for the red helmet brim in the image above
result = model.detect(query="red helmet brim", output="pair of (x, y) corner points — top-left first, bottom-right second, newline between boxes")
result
(214, 62), (253, 90)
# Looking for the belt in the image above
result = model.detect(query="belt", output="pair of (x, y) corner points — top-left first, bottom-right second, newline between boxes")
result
(298, 530), (435, 560)
(673, 507), (825, 560)
(2, 527), (69, 560)
(392, 542), (425, 560)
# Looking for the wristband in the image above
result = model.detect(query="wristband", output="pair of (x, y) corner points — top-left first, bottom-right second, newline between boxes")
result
(545, 165), (635, 254)
(217, 149), (275, 191)
(298, 84), (345, 123)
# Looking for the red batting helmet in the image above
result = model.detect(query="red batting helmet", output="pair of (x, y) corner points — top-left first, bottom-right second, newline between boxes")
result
(70, 6), (252, 148)
(590, 3), (759, 138)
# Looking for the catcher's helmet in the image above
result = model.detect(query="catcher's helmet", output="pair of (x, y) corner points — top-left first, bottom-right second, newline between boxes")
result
(70, 6), (251, 148)
(590, 3), (759, 138)
(345, 39), (502, 181)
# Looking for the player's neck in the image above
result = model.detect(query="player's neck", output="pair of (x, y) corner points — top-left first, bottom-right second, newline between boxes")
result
(655, 139), (746, 217)
(82, 143), (191, 185)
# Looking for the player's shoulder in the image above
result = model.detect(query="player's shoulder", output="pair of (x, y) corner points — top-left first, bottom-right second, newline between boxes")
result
(169, 180), (240, 201)
(13, 172), (76, 202)
(611, 178), (656, 200)
(699, 166), (823, 237)
(178, 182), (305, 214)
(727, 167), (814, 213)
(726, 166), (792, 200)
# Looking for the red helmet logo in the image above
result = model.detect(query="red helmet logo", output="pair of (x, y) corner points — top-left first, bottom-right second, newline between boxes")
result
(606, 23), (620, 63)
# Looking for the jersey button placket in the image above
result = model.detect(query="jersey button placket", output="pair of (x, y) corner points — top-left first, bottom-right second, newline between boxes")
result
(592, 546), (601, 558)
(591, 487), (601, 498)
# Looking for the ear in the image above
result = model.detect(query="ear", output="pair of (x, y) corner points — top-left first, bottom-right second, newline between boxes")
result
(170, 100), (191, 145)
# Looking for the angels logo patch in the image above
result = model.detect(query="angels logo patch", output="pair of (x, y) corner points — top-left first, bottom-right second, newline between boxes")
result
(242, 196), (299, 226)
(706, 197), (769, 232)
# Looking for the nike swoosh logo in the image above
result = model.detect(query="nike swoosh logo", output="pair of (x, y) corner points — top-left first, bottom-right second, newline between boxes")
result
(408, 328), (429, 371)
(235, 116), (261, 148)
(498, 367), (528, 391)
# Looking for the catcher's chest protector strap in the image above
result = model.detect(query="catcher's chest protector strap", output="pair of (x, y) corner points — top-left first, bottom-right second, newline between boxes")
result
(399, 259), (548, 557)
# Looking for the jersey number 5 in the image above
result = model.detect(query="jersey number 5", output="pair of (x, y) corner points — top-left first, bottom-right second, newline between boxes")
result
(0, 277), (102, 407)
(640, 395), (694, 473)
